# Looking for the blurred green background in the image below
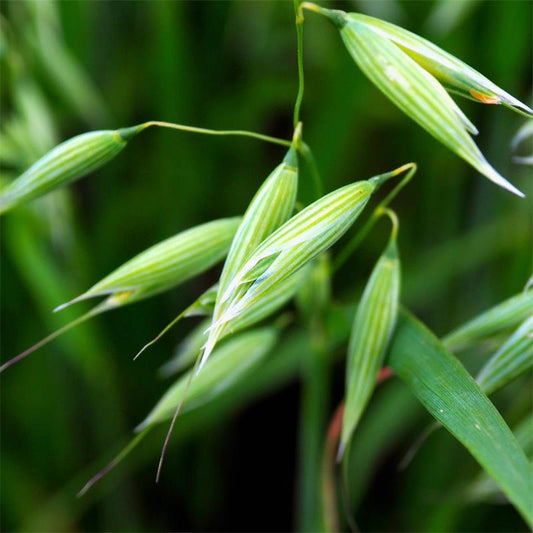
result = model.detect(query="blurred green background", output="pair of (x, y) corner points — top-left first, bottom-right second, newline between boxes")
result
(1, 1), (531, 531)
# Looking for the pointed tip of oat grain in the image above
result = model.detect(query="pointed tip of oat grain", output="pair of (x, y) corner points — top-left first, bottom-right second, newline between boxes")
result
(336, 441), (346, 464)
(134, 420), (149, 433)
(481, 164), (525, 198)
(501, 97), (533, 119)
(54, 293), (90, 312)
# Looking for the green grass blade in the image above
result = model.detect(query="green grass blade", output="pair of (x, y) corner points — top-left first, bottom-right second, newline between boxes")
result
(443, 289), (533, 352)
(476, 316), (533, 395)
(464, 413), (533, 504)
(387, 310), (533, 526)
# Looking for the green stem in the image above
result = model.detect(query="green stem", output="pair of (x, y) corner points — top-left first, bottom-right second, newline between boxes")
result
(296, 316), (330, 531)
(299, 141), (324, 199)
(139, 121), (292, 148)
(293, 0), (305, 128)
(378, 207), (399, 240)
(333, 163), (416, 272)
(137, 119), (325, 200)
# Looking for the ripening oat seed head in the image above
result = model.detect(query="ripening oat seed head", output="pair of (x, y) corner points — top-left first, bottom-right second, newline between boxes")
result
(476, 316), (533, 395)
(0, 126), (143, 214)
(202, 131), (301, 372)
(0, 217), (240, 373)
(201, 166), (404, 369)
(302, 3), (529, 197)
(137, 326), (279, 430)
(56, 217), (242, 311)
(347, 13), (533, 118)
(340, 212), (401, 459)
(156, 263), (310, 376)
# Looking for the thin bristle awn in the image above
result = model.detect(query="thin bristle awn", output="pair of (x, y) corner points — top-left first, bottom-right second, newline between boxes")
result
(0, 302), (109, 373)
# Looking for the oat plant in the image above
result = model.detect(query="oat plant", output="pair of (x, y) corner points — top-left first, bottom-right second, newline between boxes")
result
(1, 1), (531, 532)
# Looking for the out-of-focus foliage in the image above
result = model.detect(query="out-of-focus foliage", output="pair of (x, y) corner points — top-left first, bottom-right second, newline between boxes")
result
(1, 1), (531, 532)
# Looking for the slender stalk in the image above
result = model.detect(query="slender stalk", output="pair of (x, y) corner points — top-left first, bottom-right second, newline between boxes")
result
(300, 141), (324, 199)
(293, 0), (305, 128)
(296, 315), (330, 531)
(322, 402), (345, 532)
(333, 163), (416, 271)
(140, 121), (292, 148)
(378, 207), (399, 240)
(142, 119), (327, 197)
(138, 120), (327, 200)
(292, 1), (324, 199)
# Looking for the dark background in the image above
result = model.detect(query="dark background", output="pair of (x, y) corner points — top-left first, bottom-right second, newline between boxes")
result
(1, 1), (531, 531)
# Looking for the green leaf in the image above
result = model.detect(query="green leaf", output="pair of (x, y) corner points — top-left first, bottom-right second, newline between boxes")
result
(476, 316), (533, 395)
(464, 413), (533, 504)
(387, 310), (533, 526)
(443, 289), (533, 352)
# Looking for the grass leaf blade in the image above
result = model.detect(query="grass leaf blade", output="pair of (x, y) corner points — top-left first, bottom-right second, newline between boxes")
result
(387, 310), (533, 526)
(476, 316), (533, 395)
(443, 289), (533, 352)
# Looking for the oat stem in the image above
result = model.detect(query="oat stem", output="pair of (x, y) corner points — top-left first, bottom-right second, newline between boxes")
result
(300, 141), (324, 199)
(333, 163), (416, 271)
(297, 315), (330, 531)
(293, 0), (305, 128)
(140, 121), (291, 147)
(377, 207), (399, 240)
